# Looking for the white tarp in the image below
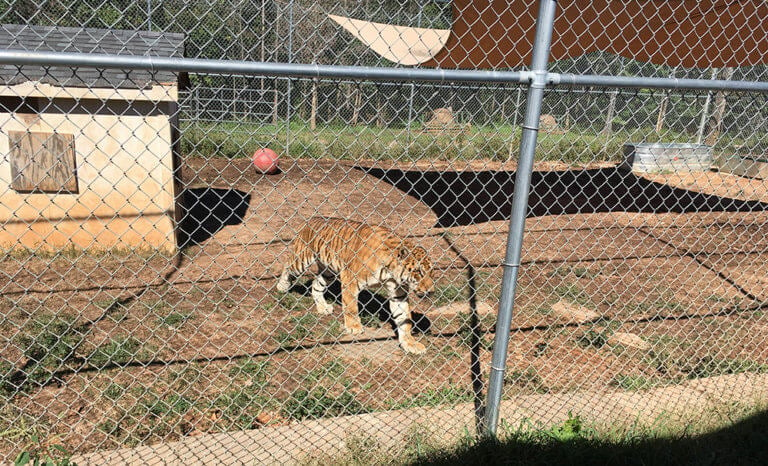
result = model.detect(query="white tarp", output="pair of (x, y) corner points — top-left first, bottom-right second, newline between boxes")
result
(328, 14), (449, 66)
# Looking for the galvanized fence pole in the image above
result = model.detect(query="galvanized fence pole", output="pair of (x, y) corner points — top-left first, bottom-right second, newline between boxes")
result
(483, 0), (558, 437)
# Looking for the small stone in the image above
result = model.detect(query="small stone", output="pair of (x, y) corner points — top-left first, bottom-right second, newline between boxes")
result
(429, 301), (496, 317)
(608, 332), (651, 351)
(551, 300), (601, 323)
(254, 413), (272, 426)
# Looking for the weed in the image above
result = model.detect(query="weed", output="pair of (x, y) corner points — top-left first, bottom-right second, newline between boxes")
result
(548, 412), (586, 442)
(282, 387), (369, 421)
(682, 356), (768, 379)
(358, 309), (381, 329)
(229, 358), (270, 380)
(1, 421), (73, 466)
(276, 293), (314, 312)
(387, 384), (474, 410)
(158, 311), (194, 328)
(275, 313), (323, 347)
(642, 349), (684, 376)
(87, 336), (144, 368)
(304, 433), (386, 466)
(403, 422), (442, 460)
(576, 328), (611, 349)
(103, 383), (127, 400)
(213, 385), (272, 430)
(343, 434), (385, 464)
(432, 283), (466, 306)
(505, 368), (548, 393)
(102, 386), (199, 446)
(611, 374), (661, 391)
(552, 283), (591, 306)
(12, 313), (85, 392)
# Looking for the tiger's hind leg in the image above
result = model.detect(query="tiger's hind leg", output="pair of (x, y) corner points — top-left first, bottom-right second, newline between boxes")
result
(311, 271), (335, 315)
(387, 283), (426, 354)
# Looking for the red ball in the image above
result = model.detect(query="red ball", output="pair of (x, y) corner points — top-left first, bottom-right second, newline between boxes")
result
(252, 148), (280, 174)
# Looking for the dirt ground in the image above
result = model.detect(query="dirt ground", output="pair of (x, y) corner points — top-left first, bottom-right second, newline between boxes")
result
(1, 156), (767, 460)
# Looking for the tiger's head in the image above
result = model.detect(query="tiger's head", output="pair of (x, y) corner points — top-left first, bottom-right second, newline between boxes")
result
(398, 244), (434, 297)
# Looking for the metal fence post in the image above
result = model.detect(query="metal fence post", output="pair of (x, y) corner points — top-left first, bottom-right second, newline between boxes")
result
(483, 0), (558, 437)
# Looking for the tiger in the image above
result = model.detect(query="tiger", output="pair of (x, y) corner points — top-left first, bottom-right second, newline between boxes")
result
(276, 218), (433, 354)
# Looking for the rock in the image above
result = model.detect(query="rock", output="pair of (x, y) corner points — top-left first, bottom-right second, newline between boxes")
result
(607, 332), (651, 351)
(423, 107), (470, 134)
(551, 300), (601, 323)
(429, 301), (497, 317)
(539, 114), (562, 134)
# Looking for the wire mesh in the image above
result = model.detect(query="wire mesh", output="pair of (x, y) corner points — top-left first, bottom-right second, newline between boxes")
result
(1, 1), (767, 464)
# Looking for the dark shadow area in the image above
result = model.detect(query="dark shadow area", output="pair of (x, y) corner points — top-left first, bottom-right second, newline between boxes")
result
(285, 278), (431, 335)
(177, 187), (251, 247)
(442, 234), (487, 433)
(415, 409), (768, 465)
(358, 166), (768, 227)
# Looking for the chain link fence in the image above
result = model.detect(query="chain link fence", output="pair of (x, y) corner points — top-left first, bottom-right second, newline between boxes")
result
(1, 0), (768, 463)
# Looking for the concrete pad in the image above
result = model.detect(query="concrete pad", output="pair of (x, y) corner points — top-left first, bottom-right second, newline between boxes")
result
(73, 373), (768, 465)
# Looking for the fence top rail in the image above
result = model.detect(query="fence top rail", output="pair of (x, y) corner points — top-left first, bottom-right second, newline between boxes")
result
(1, 49), (767, 93)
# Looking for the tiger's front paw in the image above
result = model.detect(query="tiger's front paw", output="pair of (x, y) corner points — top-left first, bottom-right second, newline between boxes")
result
(400, 338), (426, 354)
(315, 302), (334, 315)
(276, 277), (292, 293)
(344, 325), (365, 335)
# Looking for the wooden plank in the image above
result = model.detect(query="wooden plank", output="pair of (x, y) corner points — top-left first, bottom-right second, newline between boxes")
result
(9, 131), (78, 193)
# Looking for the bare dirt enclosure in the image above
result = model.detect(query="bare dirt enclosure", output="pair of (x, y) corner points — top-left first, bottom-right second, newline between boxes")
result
(2, 155), (768, 462)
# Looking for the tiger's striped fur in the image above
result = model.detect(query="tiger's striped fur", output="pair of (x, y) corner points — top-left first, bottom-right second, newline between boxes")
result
(276, 218), (433, 354)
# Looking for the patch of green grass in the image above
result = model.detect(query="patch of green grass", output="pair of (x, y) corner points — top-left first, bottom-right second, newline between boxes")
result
(552, 283), (591, 307)
(87, 336), (144, 368)
(229, 358), (270, 379)
(631, 297), (687, 316)
(100, 386), (197, 446)
(387, 384), (474, 410)
(303, 433), (387, 466)
(611, 374), (663, 391)
(9, 313), (85, 393)
(158, 311), (194, 328)
(103, 383), (128, 401)
(212, 378), (273, 431)
(415, 407), (768, 466)
(275, 293), (315, 312)
(433, 283), (466, 306)
(455, 312), (495, 351)
(282, 387), (370, 421)
(145, 299), (172, 315)
(505, 368), (548, 394)
(181, 121), (673, 164)
(576, 328), (611, 349)
(94, 298), (128, 323)
(275, 313), (323, 346)
(682, 356), (768, 379)
(1, 420), (74, 466)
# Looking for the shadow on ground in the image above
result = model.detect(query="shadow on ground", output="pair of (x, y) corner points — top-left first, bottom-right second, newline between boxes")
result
(358, 166), (768, 227)
(416, 409), (768, 465)
(177, 187), (251, 247)
(286, 279), (432, 334)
